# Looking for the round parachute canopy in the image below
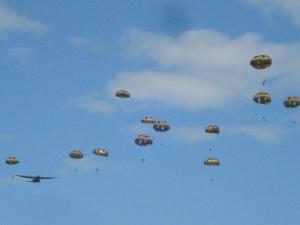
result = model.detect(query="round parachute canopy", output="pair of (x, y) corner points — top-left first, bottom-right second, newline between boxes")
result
(69, 150), (84, 159)
(205, 125), (220, 134)
(153, 120), (170, 132)
(115, 90), (130, 98)
(250, 55), (272, 69)
(204, 158), (220, 166)
(253, 92), (271, 104)
(5, 157), (19, 165)
(283, 96), (300, 109)
(93, 148), (109, 157)
(141, 116), (156, 124)
(135, 135), (153, 146)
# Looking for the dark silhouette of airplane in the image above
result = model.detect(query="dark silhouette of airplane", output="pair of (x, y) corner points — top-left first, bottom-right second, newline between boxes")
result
(15, 175), (56, 183)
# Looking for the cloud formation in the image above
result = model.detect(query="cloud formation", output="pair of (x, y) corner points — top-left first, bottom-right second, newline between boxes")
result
(171, 124), (287, 144)
(172, 126), (214, 143)
(0, 1), (47, 35)
(66, 92), (115, 113)
(8, 47), (32, 63)
(245, 0), (300, 27)
(107, 28), (300, 110)
(68, 37), (100, 52)
(224, 125), (287, 143)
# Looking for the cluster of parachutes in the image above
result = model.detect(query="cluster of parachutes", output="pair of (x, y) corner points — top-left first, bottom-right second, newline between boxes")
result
(4, 149), (108, 168)
(251, 55), (300, 111)
(69, 148), (109, 159)
(134, 120), (170, 147)
(115, 90), (171, 148)
(204, 125), (220, 166)
(4, 59), (299, 173)
(201, 54), (300, 168)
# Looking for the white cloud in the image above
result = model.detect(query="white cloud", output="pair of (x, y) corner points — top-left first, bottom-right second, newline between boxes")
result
(0, 1), (47, 35)
(68, 37), (100, 51)
(107, 28), (300, 110)
(172, 124), (287, 144)
(66, 92), (115, 113)
(245, 0), (300, 27)
(8, 47), (32, 63)
(224, 125), (287, 143)
(173, 126), (214, 143)
(108, 70), (250, 110)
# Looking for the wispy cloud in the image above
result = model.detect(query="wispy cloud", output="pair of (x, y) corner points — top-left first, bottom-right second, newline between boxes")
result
(0, 1), (47, 35)
(107, 70), (242, 110)
(66, 92), (115, 113)
(224, 125), (287, 143)
(68, 37), (101, 52)
(245, 0), (300, 27)
(173, 126), (214, 143)
(8, 47), (32, 63)
(171, 124), (287, 144)
(107, 28), (300, 111)
(71, 28), (300, 115)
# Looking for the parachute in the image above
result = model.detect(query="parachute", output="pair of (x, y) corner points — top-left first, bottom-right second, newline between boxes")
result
(250, 55), (272, 69)
(283, 96), (300, 109)
(153, 120), (170, 132)
(135, 135), (153, 146)
(93, 148), (109, 157)
(5, 157), (19, 165)
(69, 150), (84, 159)
(204, 158), (220, 166)
(253, 92), (271, 104)
(141, 116), (156, 124)
(205, 125), (220, 134)
(115, 90), (130, 98)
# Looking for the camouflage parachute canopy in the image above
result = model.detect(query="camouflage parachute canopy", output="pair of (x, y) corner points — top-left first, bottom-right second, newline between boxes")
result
(253, 92), (272, 104)
(205, 125), (220, 134)
(69, 150), (84, 159)
(135, 135), (153, 146)
(153, 120), (170, 132)
(115, 90), (130, 98)
(93, 148), (109, 157)
(283, 96), (300, 109)
(250, 55), (272, 69)
(5, 157), (19, 165)
(204, 157), (220, 166)
(141, 116), (156, 124)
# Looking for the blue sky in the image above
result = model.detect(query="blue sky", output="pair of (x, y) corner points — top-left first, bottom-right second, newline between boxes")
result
(0, 0), (300, 225)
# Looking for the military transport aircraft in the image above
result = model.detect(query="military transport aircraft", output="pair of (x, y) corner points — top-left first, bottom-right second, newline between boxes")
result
(15, 175), (56, 183)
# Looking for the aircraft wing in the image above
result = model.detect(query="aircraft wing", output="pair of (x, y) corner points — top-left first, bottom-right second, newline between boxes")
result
(40, 176), (56, 179)
(15, 175), (35, 179)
